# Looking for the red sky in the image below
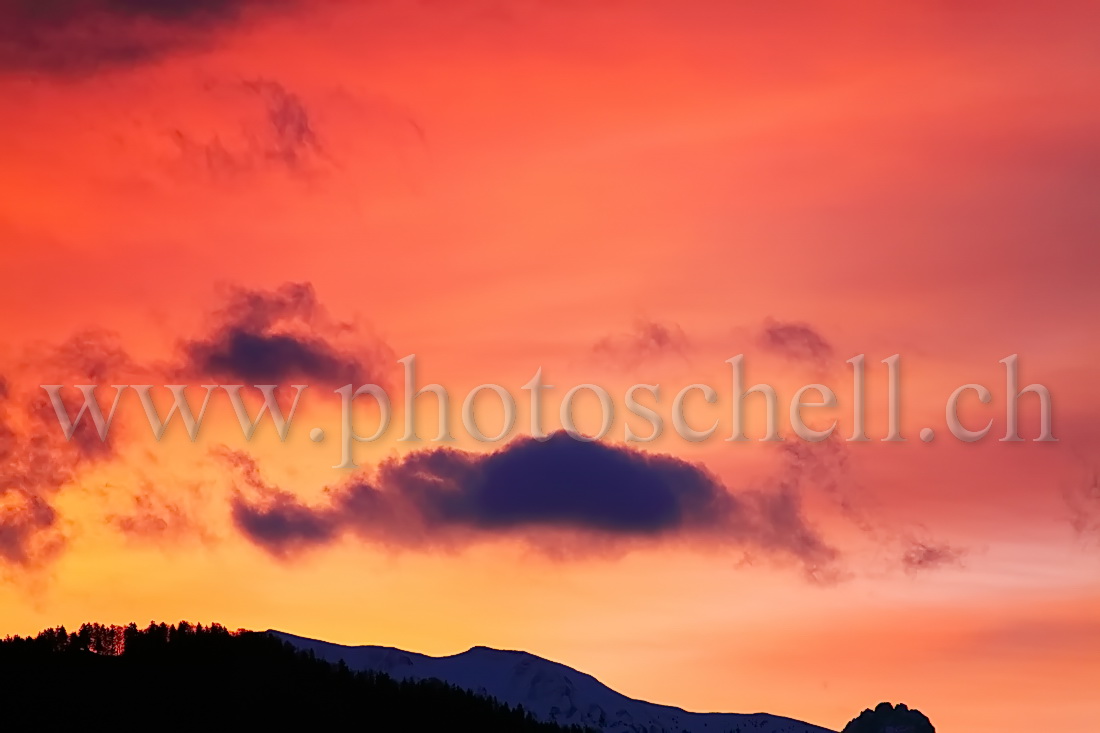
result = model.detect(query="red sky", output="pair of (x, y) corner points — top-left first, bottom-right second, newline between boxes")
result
(1, 2), (1098, 731)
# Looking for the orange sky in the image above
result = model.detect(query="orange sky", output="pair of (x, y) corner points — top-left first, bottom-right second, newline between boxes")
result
(1, 2), (1099, 731)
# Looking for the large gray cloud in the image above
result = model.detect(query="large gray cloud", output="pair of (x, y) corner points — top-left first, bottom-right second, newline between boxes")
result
(227, 432), (841, 581)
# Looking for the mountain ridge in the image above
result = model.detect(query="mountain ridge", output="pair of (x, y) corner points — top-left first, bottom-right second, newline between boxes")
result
(269, 629), (837, 733)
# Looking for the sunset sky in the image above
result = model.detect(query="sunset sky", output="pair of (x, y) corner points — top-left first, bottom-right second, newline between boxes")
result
(1, 2), (1099, 731)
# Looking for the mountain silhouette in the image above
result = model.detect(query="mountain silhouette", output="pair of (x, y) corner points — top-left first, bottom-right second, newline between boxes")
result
(0, 622), (590, 731)
(270, 629), (836, 733)
(1, 622), (925, 733)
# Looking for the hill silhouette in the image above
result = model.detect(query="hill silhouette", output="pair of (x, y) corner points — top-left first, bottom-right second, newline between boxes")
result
(270, 629), (836, 733)
(0, 622), (593, 731)
(841, 702), (935, 733)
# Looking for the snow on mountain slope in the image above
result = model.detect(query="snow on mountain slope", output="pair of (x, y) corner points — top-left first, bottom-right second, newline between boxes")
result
(268, 630), (836, 733)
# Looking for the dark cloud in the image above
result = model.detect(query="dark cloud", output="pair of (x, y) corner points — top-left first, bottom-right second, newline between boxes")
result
(227, 432), (840, 579)
(385, 436), (730, 534)
(758, 317), (834, 367)
(0, 0), (290, 75)
(901, 540), (965, 573)
(593, 320), (690, 366)
(179, 282), (388, 385)
(234, 488), (341, 555)
(221, 448), (341, 557)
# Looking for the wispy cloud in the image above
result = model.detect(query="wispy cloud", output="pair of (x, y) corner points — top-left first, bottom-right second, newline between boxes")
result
(0, 331), (134, 566)
(170, 79), (330, 179)
(593, 320), (690, 366)
(757, 317), (833, 367)
(901, 539), (966, 573)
